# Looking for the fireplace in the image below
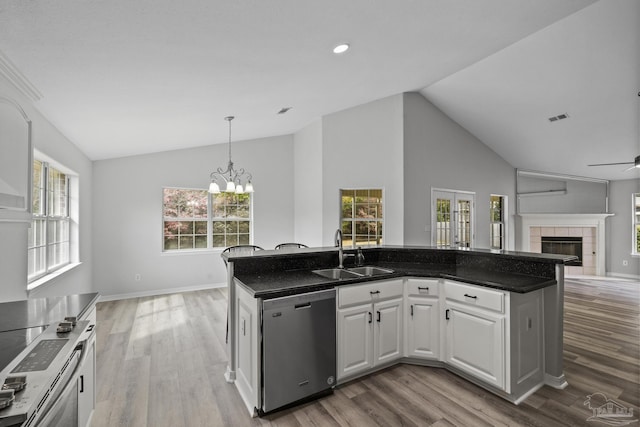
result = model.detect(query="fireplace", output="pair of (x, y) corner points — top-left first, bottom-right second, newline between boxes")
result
(541, 236), (582, 266)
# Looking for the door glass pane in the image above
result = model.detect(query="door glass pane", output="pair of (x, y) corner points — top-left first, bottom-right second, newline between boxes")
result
(457, 200), (471, 248)
(436, 198), (451, 247)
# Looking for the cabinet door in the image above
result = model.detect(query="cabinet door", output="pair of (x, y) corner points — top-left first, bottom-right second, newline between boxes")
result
(77, 339), (95, 427)
(373, 297), (403, 366)
(337, 304), (373, 380)
(445, 302), (505, 389)
(406, 296), (439, 359)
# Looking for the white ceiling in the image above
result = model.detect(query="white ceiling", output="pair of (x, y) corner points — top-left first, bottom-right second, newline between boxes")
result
(0, 0), (637, 181)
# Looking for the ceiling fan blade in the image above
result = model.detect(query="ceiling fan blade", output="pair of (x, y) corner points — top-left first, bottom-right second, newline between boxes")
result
(588, 161), (634, 166)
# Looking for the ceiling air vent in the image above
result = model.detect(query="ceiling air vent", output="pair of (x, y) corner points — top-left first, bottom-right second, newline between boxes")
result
(548, 113), (569, 122)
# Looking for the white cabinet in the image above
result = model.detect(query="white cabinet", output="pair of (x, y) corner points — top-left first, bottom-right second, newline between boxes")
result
(405, 278), (439, 360)
(337, 303), (373, 378)
(234, 281), (261, 413)
(337, 279), (403, 381)
(443, 280), (506, 390)
(373, 297), (403, 365)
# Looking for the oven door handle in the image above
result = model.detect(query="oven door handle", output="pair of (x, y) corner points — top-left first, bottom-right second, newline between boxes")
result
(34, 337), (93, 426)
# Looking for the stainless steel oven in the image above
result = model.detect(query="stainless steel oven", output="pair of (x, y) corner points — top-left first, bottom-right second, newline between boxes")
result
(0, 320), (96, 427)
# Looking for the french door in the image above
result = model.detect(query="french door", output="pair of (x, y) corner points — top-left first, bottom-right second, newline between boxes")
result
(432, 190), (475, 248)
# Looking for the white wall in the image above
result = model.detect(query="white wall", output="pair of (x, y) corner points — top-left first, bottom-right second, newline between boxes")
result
(403, 92), (516, 249)
(92, 135), (294, 298)
(517, 175), (608, 213)
(293, 119), (323, 247)
(321, 95), (405, 246)
(606, 178), (640, 278)
(0, 76), (93, 302)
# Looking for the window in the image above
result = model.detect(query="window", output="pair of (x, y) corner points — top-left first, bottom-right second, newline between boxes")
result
(162, 188), (252, 251)
(28, 160), (71, 282)
(634, 193), (640, 255)
(490, 195), (506, 250)
(432, 189), (475, 248)
(340, 189), (383, 248)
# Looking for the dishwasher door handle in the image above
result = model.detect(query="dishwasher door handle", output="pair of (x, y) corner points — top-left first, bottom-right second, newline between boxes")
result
(295, 302), (312, 309)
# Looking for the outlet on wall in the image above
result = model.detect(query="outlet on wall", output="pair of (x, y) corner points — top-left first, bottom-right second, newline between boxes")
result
(135, 273), (141, 281)
(622, 260), (629, 266)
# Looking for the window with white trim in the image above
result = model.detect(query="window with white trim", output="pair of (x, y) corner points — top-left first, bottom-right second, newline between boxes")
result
(340, 189), (383, 248)
(490, 195), (506, 250)
(28, 160), (71, 282)
(633, 193), (640, 255)
(162, 188), (252, 251)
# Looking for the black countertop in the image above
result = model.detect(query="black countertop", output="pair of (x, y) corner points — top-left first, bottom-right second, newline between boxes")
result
(0, 292), (99, 333)
(234, 262), (557, 299)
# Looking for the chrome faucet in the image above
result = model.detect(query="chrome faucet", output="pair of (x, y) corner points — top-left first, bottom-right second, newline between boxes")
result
(335, 229), (344, 268)
(334, 229), (354, 269)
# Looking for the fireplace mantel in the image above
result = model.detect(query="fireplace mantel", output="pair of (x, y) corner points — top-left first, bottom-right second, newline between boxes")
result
(517, 213), (614, 276)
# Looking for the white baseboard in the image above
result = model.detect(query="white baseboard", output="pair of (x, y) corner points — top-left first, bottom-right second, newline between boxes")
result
(98, 282), (227, 302)
(606, 272), (640, 281)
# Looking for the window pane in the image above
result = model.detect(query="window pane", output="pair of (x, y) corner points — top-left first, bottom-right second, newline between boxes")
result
(238, 221), (249, 233)
(238, 234), (250, 245)
(194, 221), (208, 235)
(179, 236), (193, 249)
(195, 236), (207, 248)
(164, 236), (178, 250)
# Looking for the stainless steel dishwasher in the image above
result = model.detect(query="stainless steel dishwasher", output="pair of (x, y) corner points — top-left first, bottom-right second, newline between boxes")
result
(261, 288), (336, 414)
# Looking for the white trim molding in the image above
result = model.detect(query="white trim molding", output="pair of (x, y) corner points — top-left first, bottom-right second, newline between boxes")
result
(518, 213), (614, 276)
(0, 50), (42, 102)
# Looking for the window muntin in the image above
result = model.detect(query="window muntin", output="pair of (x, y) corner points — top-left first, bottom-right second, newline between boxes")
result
(340, 189), (383, 248)
(162, 188), (252, 251)
(28, 160), (71, 282)
(490, 195), (506, 250)
(634, 193), (640, 255)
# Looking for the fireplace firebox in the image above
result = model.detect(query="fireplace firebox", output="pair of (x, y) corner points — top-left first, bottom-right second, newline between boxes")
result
(541, 236), (582, 266)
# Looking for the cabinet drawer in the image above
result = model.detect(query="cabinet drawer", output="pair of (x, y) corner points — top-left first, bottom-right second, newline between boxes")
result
(444, 280), (504, 313)
(339, 279), (403, 308)
(405, 278), (439, 297)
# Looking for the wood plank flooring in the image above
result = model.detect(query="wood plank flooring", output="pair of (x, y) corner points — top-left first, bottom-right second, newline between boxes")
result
(91, 277), (639, 426)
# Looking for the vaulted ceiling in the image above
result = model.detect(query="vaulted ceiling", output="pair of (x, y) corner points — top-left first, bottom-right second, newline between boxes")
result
(0, 0), (637, 180)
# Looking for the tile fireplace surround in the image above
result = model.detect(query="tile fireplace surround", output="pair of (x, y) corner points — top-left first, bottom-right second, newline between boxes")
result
(518, 213), (613, 276)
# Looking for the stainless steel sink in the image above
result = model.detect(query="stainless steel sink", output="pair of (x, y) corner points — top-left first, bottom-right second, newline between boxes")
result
(312, 268), (362, 280)
(346, 266), (394, 277)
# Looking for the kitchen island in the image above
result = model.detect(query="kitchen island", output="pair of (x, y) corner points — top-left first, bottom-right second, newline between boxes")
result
(223, 246), (573, 416)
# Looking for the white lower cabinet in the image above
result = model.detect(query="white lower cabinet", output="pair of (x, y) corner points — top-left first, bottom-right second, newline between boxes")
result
(337, 279), (403, 381)
(337, 303), (373, 378)
(405, 278), (439, 360)
(444, 300), (505, 389)
(234, 281), (261, 413)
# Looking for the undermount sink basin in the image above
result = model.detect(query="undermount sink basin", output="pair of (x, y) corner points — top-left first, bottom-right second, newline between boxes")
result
(347, 266), (394, 277)
(312, 268), (362, 280)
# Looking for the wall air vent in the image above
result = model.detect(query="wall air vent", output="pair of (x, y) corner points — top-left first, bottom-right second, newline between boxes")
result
(548, 113), (569, 122)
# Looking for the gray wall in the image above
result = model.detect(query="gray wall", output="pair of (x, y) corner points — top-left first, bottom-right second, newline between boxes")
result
(293, 119), (323, 247)
(606, 178), (640, 278)
(403, 92), (516, 249)
(321, 95), (405, 246)
(92, 135), (294, 298)
(517, 173), (608, 213)
(0, 75), (93, 302)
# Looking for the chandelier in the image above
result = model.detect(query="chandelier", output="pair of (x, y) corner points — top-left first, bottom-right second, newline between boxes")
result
(208, 116), (254, 194)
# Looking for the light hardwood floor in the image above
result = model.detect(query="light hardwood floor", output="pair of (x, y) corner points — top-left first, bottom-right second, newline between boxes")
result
(91, 277), (639, 426)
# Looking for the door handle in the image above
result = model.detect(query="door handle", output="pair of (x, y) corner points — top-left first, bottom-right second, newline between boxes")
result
(445, 309), (450, 320)
(370, 290), (380, 295)
(410, 305), (414, 317)
(464, 294), (477, 299)
(79, 375), (84, 393)
(368, 312), (372, 324)
(418, 286), (429, 291)
(376, 311), (381, 322)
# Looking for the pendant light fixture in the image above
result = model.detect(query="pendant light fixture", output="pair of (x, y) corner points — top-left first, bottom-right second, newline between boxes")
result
(208, 116), (254, 194)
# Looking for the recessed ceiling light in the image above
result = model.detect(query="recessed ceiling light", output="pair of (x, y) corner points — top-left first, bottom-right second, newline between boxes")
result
(333, 43), (350, 54)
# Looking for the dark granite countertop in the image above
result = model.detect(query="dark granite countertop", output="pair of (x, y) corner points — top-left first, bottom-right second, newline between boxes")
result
(234, 262), (556, 299)
(0, 292), (99, 332)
